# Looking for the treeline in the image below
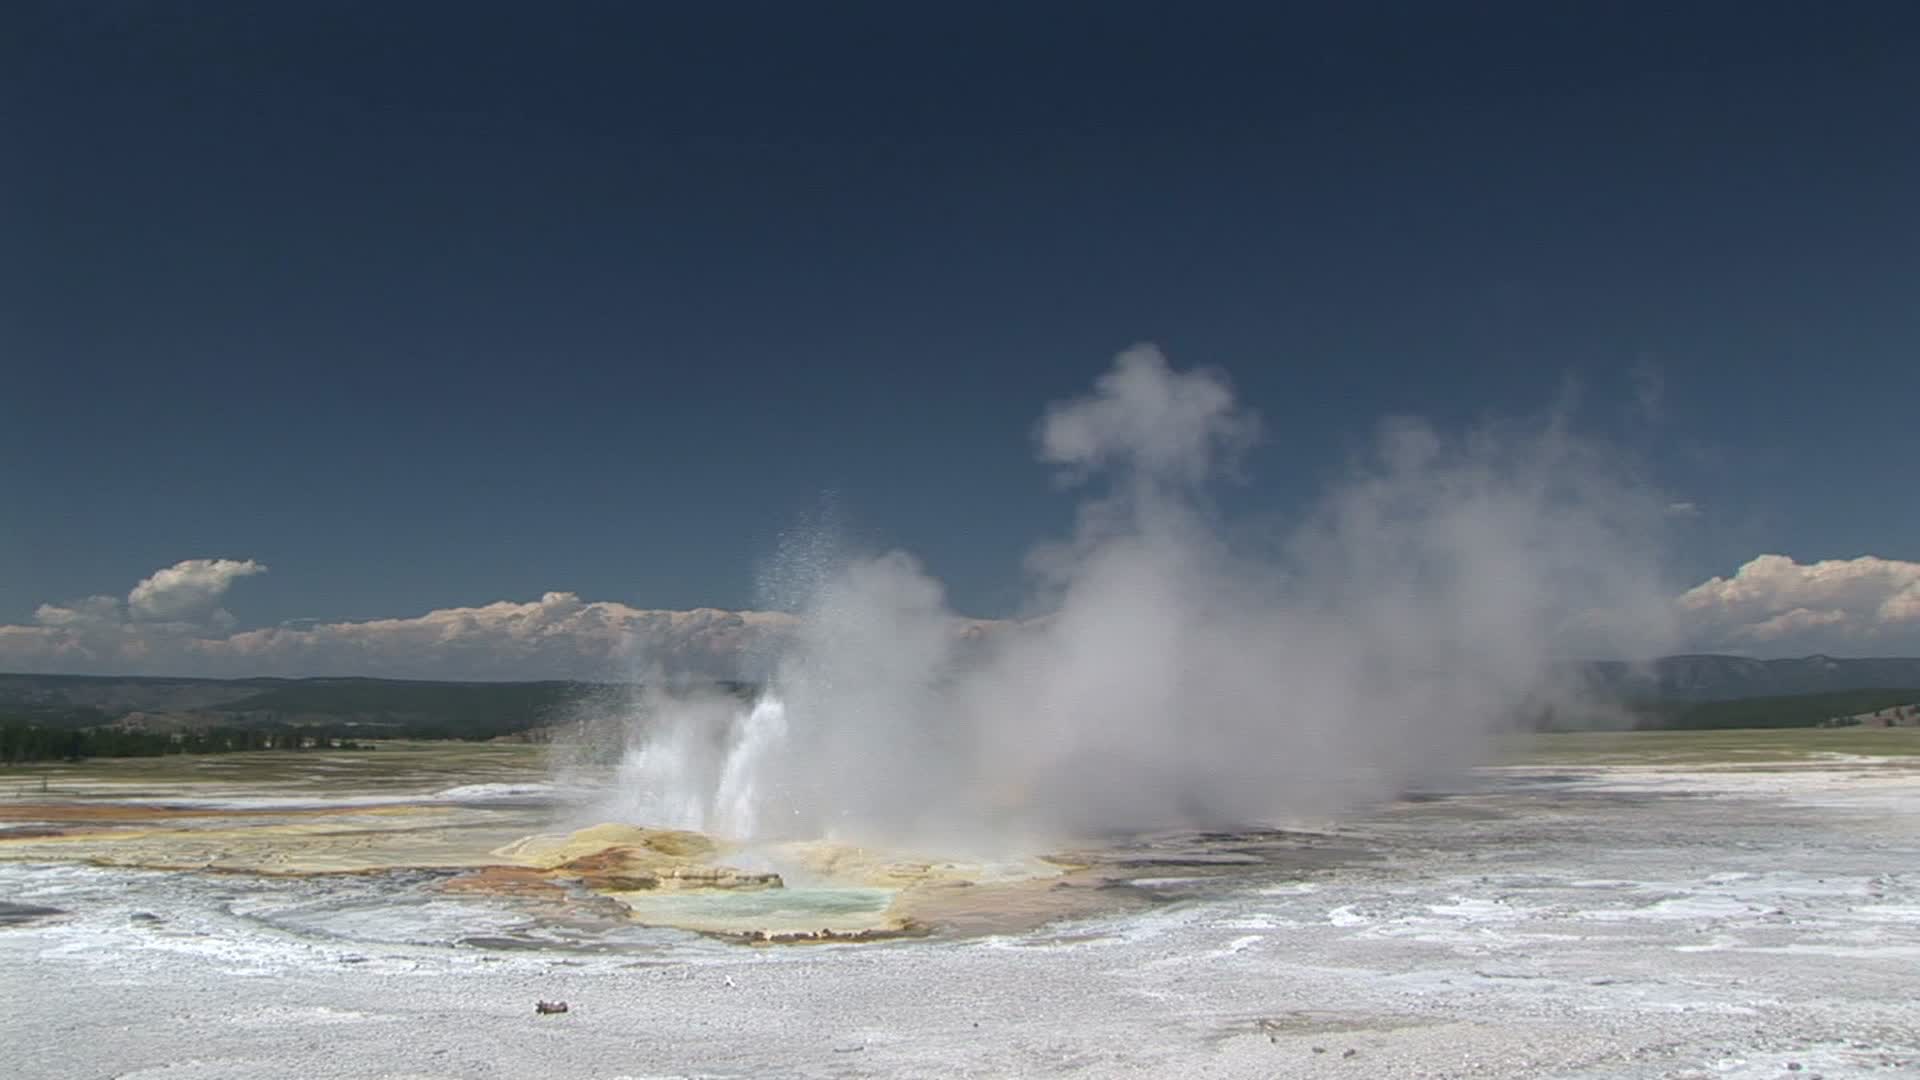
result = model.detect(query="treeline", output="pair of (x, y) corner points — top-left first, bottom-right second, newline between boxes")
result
(0, 675), (766, 745)
(1630, 688), (1920, 730)
(0, 706), (116, 731)
(1, 723), (371, 764)
(215, 679), (587, 739)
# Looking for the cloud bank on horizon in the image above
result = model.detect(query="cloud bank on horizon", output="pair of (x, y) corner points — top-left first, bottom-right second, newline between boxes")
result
(7, 555), (1920, 680)
(4, 576), (793, 681)
(7, 554), (1920, 681)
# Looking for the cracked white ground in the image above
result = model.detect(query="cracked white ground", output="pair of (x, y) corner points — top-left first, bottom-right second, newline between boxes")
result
(2, 740), (1916, 1079)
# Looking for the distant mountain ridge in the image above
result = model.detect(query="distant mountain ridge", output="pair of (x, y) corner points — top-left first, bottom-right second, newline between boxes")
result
(0, 673), (611, 742)
(6, 654), (1920, 721)
(1579, 654), (1920, 702)
(5, 652), (1919, 751)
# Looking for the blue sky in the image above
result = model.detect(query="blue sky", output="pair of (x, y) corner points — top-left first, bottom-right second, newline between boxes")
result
(4, 3), (1917, 674)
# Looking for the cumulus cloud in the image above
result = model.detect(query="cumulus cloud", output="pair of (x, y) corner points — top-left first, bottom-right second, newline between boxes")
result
(33, 595), (124, 630)
(5, 550), (1917, 685)
(207, 594), (795, 680)
(0, 564), (798, 679)
(1677, 554), (1920, 652)
(127, 558), (267, 623)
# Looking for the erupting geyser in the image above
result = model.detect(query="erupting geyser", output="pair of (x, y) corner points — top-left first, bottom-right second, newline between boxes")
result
(598, 345), (1674, 850)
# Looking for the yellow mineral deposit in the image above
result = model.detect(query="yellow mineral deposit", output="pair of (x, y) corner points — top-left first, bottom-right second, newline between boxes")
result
(0, 750), (1135, 942)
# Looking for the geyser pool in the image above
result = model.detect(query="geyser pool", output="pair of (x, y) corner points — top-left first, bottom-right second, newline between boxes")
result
(610, 884), (896, 936)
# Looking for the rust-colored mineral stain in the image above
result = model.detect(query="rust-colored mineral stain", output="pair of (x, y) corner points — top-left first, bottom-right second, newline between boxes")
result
(438, 865), (571, 900)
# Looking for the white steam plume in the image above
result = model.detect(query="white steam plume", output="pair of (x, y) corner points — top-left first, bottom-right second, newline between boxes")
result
(602, 345), (1674, 848)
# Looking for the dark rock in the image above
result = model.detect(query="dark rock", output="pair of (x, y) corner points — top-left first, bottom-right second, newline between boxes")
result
(0, 902), (66, 927)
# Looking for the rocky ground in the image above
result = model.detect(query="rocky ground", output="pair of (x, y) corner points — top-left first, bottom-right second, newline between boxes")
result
(1, 747), (1917, 1078)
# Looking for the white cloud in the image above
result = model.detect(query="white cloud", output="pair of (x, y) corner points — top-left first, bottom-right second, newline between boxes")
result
(201, 594), (798, 679)
(1664, 500), (1701, 517)
(8, 551), (1920, 679)
(0, 563), (802, 679)
(126, 558), (267, 623)
(1677, 554), (1920, 652)
(1736, 607), (1849, 642)
(33, 595), (124, 629)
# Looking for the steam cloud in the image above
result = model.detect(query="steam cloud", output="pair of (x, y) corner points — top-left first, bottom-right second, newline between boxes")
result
(607, 346), (1676, 848)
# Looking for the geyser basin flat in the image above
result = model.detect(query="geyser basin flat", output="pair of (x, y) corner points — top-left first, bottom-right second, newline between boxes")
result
(0, 744), (556, 876)
(0, 750), (1109, 942)
(6, 735), (1919, 1079)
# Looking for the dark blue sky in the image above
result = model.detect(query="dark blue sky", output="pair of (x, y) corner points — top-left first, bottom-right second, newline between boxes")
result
(6, 1), (1917, 629)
